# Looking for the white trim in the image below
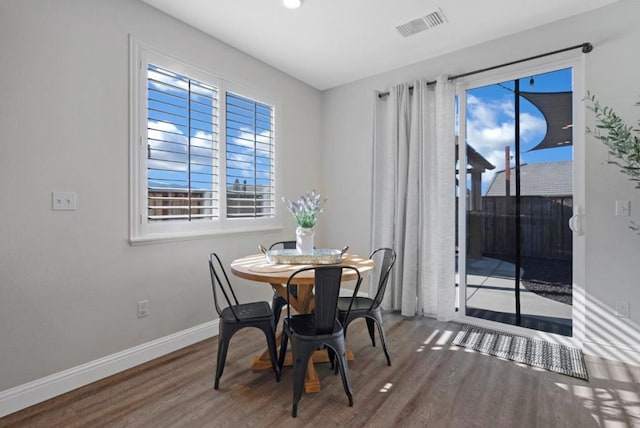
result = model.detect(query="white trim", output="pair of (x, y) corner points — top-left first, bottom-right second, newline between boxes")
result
(0, 320), (219, 418)
(455, 313), (581, 348)
(456, 89), (468, 314)
(129, 35), (282, 244)
(569, 54), (587, 346)
(583, 338), (640, 366)
(454, 53), (587, 346)
(129, 225), (283, 246)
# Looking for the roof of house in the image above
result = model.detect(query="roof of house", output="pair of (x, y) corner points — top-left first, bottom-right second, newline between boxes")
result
(485, 160), (572, 197)
(455, 138), (495, 173)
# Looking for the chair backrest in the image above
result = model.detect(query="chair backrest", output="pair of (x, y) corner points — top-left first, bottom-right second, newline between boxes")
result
(208, 252), (241, 321)
(269, 240), (296, 250)
(369, 248), (396, 310)
(285, 266), (361, 335)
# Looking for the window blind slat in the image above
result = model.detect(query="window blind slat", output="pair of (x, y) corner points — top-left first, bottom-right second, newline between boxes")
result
(147, 64), (219, 222)
(145, 64), (275, 224)
(225, 93), (275, 219)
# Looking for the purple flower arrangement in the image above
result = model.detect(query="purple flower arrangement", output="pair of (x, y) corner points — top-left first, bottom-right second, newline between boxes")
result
(282, 190), (326, 228)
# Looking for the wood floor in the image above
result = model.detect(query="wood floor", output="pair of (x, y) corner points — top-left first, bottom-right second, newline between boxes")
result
(2, 313), (639, 427)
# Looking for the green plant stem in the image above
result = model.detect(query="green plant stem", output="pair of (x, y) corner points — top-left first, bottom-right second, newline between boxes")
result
(585, 92), (640, 189)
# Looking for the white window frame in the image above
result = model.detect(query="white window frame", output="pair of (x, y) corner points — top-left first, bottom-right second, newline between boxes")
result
(129, 37), (281, 244)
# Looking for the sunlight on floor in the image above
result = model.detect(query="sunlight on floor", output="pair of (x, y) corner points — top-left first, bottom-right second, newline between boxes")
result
(409, 320), (640, 425)
(417, 329), (456, 352)
(554, 381), (640, 426)
(416, 329), (440, 352)
(379, 382), (393, 393)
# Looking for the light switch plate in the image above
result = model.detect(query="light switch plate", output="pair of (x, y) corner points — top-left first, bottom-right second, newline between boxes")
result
(615, 200), (630, 217)
(52, 192), (77, 211)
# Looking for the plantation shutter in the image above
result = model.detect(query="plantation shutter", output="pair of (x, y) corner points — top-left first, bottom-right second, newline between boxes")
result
(225, 92), (275, 218)
(146, 64), (219, 221)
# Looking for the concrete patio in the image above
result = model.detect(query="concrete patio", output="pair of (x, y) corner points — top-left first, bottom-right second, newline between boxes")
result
(463, 257), (572, 332)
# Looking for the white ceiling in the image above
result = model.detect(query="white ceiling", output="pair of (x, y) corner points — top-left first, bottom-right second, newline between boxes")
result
(141, 0), (619, 91)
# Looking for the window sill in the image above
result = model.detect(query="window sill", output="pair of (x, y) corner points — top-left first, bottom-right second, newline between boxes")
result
(129, 225), (283, 246)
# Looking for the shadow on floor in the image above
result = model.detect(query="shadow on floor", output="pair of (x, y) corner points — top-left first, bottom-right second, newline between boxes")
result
(465, 307), (572, 336)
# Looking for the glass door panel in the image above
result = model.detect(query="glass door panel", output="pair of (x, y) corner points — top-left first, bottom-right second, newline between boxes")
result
(461, 68), (573, 336)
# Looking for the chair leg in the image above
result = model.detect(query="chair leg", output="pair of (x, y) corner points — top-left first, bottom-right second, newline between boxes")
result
(334, 317), (355, 375)
(377, 325), (391, 365)
(291, 341), (315, 417)
(332, 342), (354, 407)
(278, 330), (289, 371)
(214, 326), (232, 390)
(342, 318), (351, 340)
(371, 313), (391, 366)
(326, 346), (337, 372)
(262, 324), (281, 382)
(272, 294), (285, 329)
(366, 318), (376, 347)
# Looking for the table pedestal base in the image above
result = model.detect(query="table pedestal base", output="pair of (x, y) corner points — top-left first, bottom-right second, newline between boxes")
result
(252, 348), (354, 394)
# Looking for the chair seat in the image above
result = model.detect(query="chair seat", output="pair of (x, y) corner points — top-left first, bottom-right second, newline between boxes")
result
(337, 296), (377, 312)
(284, 314), (343, 338)
(221, 301), (272, 322)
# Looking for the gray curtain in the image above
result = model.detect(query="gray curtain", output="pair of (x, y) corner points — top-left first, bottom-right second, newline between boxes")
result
(371, 77), (456, 319)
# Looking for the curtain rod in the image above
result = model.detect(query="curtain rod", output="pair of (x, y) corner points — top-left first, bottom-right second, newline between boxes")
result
(448, 42), (593, 81)
(377, 80), (437, 98)
(377, 42), (592, 98)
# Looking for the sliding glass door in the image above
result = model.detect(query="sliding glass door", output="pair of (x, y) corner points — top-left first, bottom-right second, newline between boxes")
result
(456, 62), (584, 338)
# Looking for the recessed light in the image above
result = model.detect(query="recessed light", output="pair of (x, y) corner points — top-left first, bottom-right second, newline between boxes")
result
(283, 0), (303, 9)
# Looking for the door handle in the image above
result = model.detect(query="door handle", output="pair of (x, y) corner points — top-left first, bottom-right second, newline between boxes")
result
(568, 214), (583, 236)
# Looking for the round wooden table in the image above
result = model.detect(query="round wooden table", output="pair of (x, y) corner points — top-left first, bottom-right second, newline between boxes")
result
(230, 253), (374, 393)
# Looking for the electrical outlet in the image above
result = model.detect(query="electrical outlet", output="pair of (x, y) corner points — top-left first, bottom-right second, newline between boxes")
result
(137, 300), (149, 318)
(52, 191), (77, 211)
(614, 301), (630, 318)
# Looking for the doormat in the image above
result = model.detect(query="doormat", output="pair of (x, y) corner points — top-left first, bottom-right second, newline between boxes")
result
(452, 324), (589, 381)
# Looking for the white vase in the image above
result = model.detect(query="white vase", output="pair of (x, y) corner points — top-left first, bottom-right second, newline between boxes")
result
(296, 226), (315, 255)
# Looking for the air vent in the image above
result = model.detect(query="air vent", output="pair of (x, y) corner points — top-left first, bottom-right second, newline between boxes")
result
(396, 9), (447, 38)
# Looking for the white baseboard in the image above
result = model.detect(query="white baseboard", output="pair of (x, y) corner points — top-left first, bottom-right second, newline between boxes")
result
(0, 320), (219, 418)
(583, 338), (640, 367)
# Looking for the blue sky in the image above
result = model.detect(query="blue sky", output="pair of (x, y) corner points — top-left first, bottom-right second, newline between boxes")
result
(146, 64), (273, 192)
(149, 64), (571, 197)
(464, 67), (572, 192)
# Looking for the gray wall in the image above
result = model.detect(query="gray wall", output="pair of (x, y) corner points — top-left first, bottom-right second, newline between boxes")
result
(321, 1), (640, 361)
(0, 0), (323, 391)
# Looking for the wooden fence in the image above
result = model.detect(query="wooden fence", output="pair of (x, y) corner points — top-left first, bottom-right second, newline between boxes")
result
(468, 196), (573, 261)
(148, 188), (271, 220)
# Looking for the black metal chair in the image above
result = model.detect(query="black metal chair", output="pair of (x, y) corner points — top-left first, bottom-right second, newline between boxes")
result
(278, 266), (362, 417)
(208, 252), (280, 389)
(337, 248), (396, 366)
(269, 240), (297, 328)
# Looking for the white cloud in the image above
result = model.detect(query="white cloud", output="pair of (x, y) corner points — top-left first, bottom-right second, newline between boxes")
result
(148, 120), (184, 143)
(147, 120), (188, 172)
(465, 94), (546, 189)
(147, 119), (271, 185)
(191, 130), (214, 148)
(520, 112), (546, 140)
(148, 68), (188, 93)
(228, 127), (272, 149)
